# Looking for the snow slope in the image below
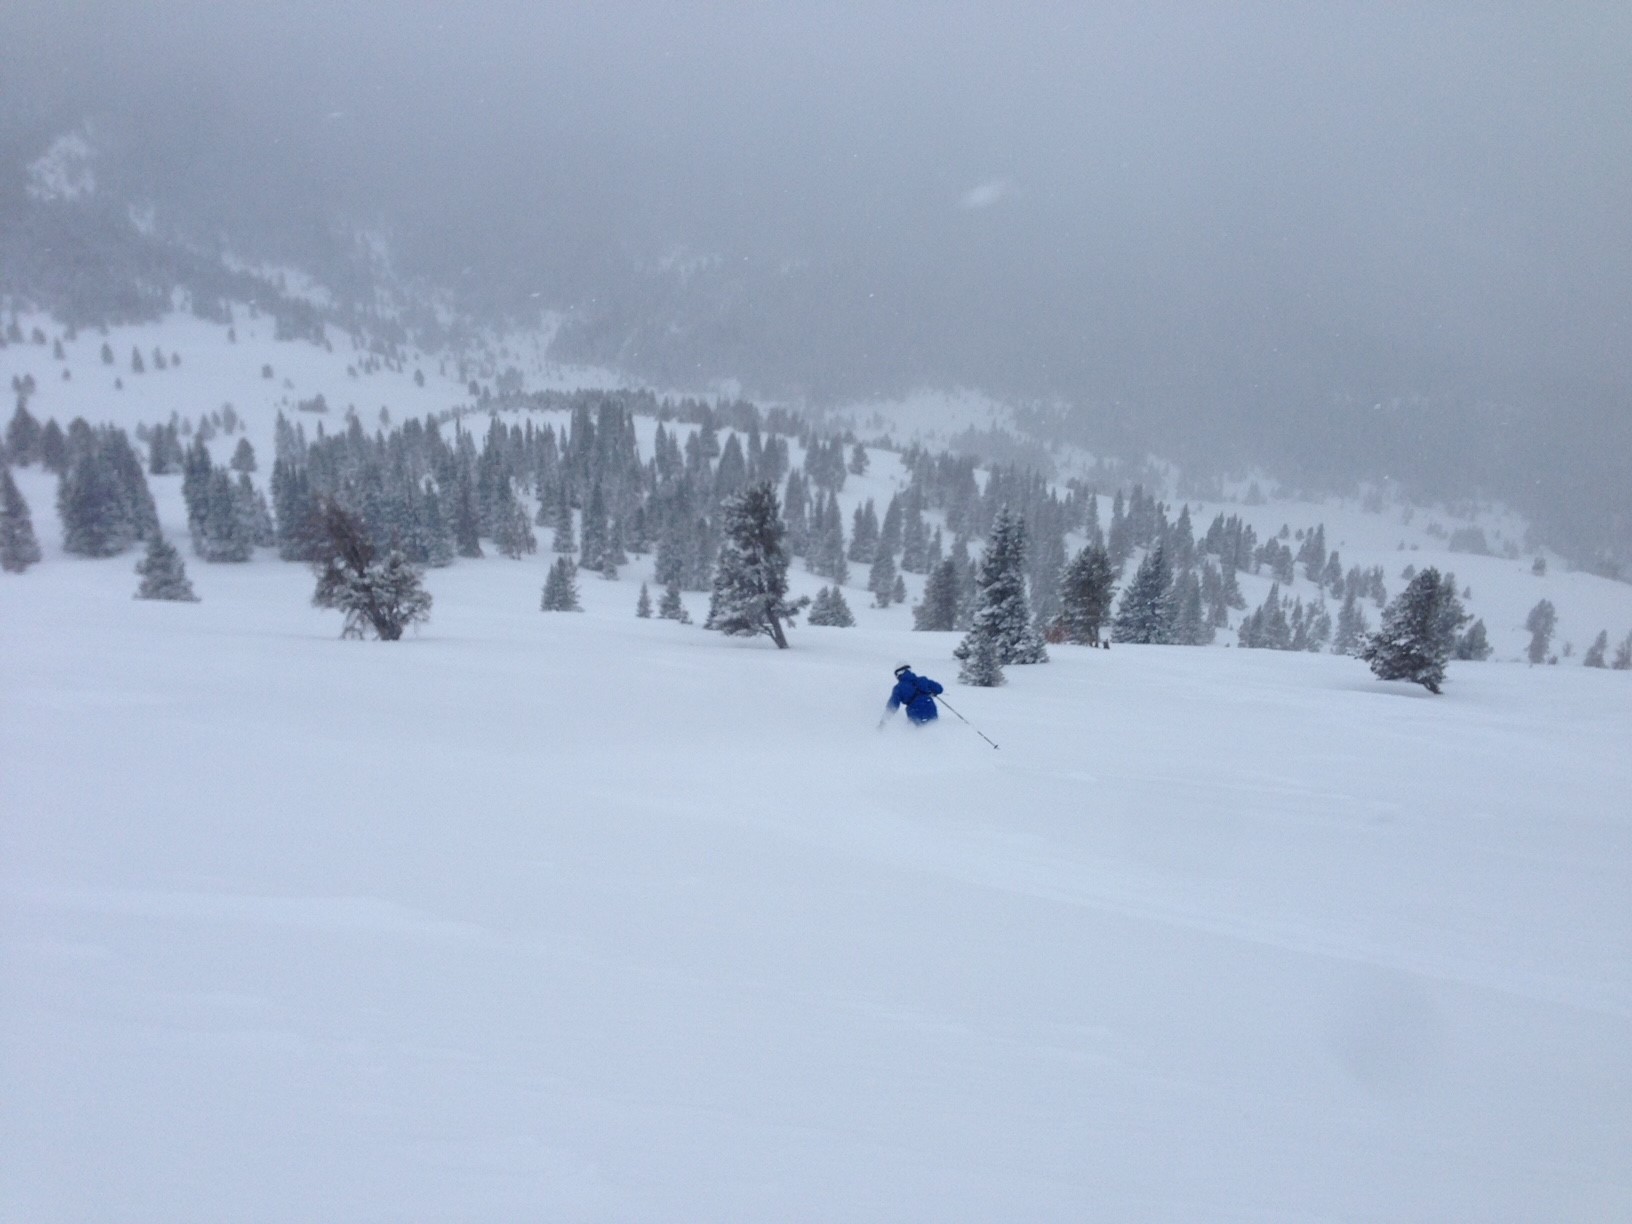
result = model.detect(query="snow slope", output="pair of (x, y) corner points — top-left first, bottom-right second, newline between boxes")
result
(6, 296), (1632, 1219)
(5, 480), (1632, 1222)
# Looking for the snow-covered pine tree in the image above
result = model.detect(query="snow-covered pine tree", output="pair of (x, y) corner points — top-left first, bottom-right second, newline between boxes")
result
(1359, 566), (1464, 693)
(546, 480), (573, 554)
(229, 437), (257, 473)
(913, 558), (960, 631)
(1332, 588), (1370, 655)
(1582, 630), (1609, 668)
(1613, 630), (1632, 671)
(957, 621), (1005, 687)
(1111, 543), (1175, 644)
(878, 493), (904, 558)
(1238, 583), (1292, 650)
(891, 573), (906, 605)
(1107, 489), (1131, 571)
(704, 482), (805, 648)
(540, 556), (582, 611)
(453, 465), (483, 558)
(419, 481), (455, 567)
(713, 434), (748, 505)
(309, 500), (432, 639)
(1053, 544), (1116, 645)
(492, 481), (536, 559)
(636, 582), (653, 618)
(194, 468), (253, 561)
(578, 481), (609, 571)
(806, 585), (856, 627)
(237, 472), (276, 549)
(59, 435), (136, 557)
(1525, 599), (1557, 664)
(1171, 570), (1214, 646)
(868, 547), (898, 607)
(1302, 601), (1332, 652)
(134, 533), (199, 601)
(658, 581), (691, 623)
(39, 419), (67, 474)
(953, 506), (1047, 670)
(6, 399), (41, 464)
(1, 466), (43, 572)
(848, 499), (879, 564)
(1455, 618), (1493, 661)
(899, 501), (931, 573)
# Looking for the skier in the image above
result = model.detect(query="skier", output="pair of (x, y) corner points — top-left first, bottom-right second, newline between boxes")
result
(882, 662), (943, 727)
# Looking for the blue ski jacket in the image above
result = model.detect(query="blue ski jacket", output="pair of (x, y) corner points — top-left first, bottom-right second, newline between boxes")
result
(888, 670), (944, 723)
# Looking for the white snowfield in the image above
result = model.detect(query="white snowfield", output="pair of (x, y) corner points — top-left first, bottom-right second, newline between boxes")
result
(4, 311), (1632, 1220)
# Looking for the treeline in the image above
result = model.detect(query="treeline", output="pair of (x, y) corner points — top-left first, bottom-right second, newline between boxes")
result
(7, 380), (1632, 675)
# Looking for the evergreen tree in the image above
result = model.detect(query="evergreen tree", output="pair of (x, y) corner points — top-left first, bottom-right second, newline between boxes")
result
(713, 434), (748, 505)
(1238, 583), (1292, 650)
(868, 547), (899, 607)
(270, 459), (320, 561)
(658, 581), (691, 623)
(409, 482), (450, 567)
(1525, 599), (1557, 664)
(6, 399), (41, 464)
(954, 507), (1047, 671)
(59, 436), (137, 557)
(704, 482), (805, 648)
(899, 502), (931, 573)
(913, 559), (960, 631)
(548, 483), (574, 554)
(238, 472), (276, 549)
(452, 465), (483, 558)
(1107, 489), (1131, 570)
(636, 582), (653, 618)
(134, 533), (199, 601)
(806, 585), (856, 627)
(1454, 618), (1493, 661)
(1582, 630), (1609, 668)
(1359, 566), (1463, 693)
(310, 500), (432, 639)
(848, 442), (869, 475)
(848, 499), (879, 563)
(578, 480), (609, 570)
(1612, 630), (1632, 671)
(194, 468), (253, 561)
(229, 437), (257, 473)
(39, 419), (67, 473)
(957, 623), (1005, 687)
(1053, 544), (1116, 645)
(0, 467), (43, 571)
(1112, 544), (1175, 644)
(540, 556), (582, 611)
(491, 482), (537, 559)
(1171, 570), (1214, 646)
(1332, 589), (1370, 655)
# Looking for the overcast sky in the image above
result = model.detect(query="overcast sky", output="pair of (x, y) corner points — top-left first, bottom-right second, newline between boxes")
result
(6, 2), (1631, 512)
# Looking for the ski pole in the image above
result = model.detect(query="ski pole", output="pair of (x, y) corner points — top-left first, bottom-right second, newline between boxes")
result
(933, 695), (999, 749)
